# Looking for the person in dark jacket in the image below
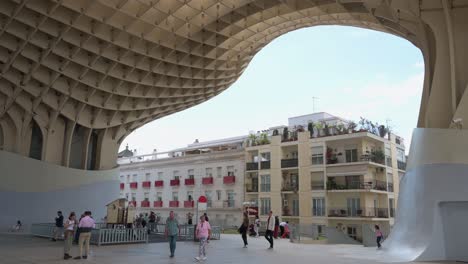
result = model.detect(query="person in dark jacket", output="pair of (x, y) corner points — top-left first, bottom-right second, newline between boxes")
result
(240, 212), (249, 248)
(52, 211), (64, 241)
(273, 216), (280, 239)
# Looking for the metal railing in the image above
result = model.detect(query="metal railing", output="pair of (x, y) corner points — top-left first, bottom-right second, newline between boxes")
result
(246, 162), (258, 171)
(260, 161), (271, 170)
(91, 227), (148, 246)
(281, 159), (298, 168)
(281, 183), (298, 192)
(328, 207), (389, 218)
(246, 184), (258, 192)
(327, 180), (388, 191)
(397, 160), (406, 170)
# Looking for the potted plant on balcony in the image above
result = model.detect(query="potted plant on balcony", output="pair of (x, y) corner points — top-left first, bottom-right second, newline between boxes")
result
(248, 133), (258, 147)
(378, 125), (388, 138)
(348, 121), (357, 133)
(314, 122), (323, 137)
(259, 132), (270, 145)
(307, 122), (315, 138)
(323, 122), (330, 136)
(326, 178), (337, 190)
(337, 123), (345, 135)
(282, 127), (289, 142)
(370, 149), (385, 164)
(326, 147), (338, 164)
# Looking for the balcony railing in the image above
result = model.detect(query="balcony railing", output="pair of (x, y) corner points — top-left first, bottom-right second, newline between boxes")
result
(282, 207), (299, 216)
(246, 185), (258, 192)
(119, 183), (124, 190)
(328, 207), (389, 218)
(223, 175), (235, 184)
(129, 201), (136, 207)
(246, 162), (258, 171)
(153, 201), (163, 208)
(169, 201), (179, 207)
(141, 200), (150, 207)
(170, 179), (180, 186)
(142, 181), (151, 188)
(155, 180), (164, 187)
(281, 159), (298, 168)
(202, 177), (213, 185)
(223, 200), (235, 208)
(184, 201), (194, 208)
(397, 160), (406, 170)
(185, 178), (195, 186)
(260, 161), (271, 170)
(281, 183), (298, 192)
(311, 181), (325, 190)
(130, 182), (138, 189)
(327, 180), (388, 191)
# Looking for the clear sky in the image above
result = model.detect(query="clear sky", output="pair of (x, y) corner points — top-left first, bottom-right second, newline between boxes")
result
(121, 25), (424, 155)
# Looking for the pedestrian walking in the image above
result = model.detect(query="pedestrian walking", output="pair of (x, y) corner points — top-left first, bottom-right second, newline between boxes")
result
(63, 212), (76, 260)
(279, 221), (286, 237)
(265, 211), (274, 249)
(74, 211), (95, 260)
(74, 213), (85, 244)
(203, 212), (209, 222)
(187, 212), (193, 225)
(273, 216), (279, 239)
(239, 212), (249, 248)
(52, 211), (64, 241)
(195, 215), (211, 261)
(375, 225), (384, 249)
(254, 215), (260, 237)
(148, 212), (156, 234)
(165, 211), (179, 258)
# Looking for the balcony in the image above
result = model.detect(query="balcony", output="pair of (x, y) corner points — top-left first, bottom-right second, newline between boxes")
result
(390, 208), (395, 218)
(202, 177), (213, 185)
(184, 200), (194, 208)
(170, 179), (180, 186)
(129, 201), (136, 207)
(119, 183), (124, 190)
(281, 159), (298, 168)
(142, 181), (151, 188)
(169, 201), (179, 208)
(141, 200), (150, 207)
(223, 200), (235, 208)
(397, 160), (406, 170)
(327, 180), (388, 191)
(223, 175), (236, 184)
(311, 181), (325, 190)
(260, 161), (271, 170)
(130, 182), (138, 189)
(155, 180), (164, 187)
(282, 206), (299, 216)
(246, 162), (258, 171)
(281, 183), (298, 192)
(153, 201), (163, 208)
(185, 178), (195, 186)
(388, 182), (394, 192)
(328, 207), (389, 218)
(246, 184), (259, 192)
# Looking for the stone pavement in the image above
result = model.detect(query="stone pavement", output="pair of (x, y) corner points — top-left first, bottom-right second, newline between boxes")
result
(0, 233), (454, 264)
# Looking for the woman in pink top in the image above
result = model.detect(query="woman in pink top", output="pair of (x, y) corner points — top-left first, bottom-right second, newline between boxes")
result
(195, 215), (211, 261)
(375, 225), (383, 249)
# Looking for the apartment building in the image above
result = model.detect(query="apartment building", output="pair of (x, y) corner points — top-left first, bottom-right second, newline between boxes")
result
(118, 136), (246, 227)
(244, 113), (406, 242)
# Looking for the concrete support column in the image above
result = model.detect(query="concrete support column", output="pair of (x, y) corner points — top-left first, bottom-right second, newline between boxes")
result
(62, 120), (76, 167)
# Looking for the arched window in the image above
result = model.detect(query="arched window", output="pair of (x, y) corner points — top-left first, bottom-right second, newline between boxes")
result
(86, 129), (99, 170)
(29, 121), (43, 160)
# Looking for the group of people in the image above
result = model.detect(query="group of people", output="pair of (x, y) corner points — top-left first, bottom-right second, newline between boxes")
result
(240, 211), (291, 249)
(52, 210), (96, 260)
(165, 211), (211, 261)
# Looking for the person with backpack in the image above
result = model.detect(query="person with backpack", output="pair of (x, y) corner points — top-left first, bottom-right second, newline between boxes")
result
(375, 225), (384, 249)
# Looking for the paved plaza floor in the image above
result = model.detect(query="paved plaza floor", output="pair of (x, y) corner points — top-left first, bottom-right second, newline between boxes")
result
(0, 233), (454, 264)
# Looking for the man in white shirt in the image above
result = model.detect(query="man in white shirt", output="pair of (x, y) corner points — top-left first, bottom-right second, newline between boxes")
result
(265, 211), (275, 249)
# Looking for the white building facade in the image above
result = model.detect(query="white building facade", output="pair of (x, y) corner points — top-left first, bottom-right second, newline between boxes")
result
(118, 137), (246, 227)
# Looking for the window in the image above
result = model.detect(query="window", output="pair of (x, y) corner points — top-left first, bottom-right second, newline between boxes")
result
(144, 192), (149, 201)
(216, 167), (222, 178)
(172, 192), (178, 201)
(156, 192), (162, 201)
(311, 146), (324, 165)
(292, 199), (299, 216)
(216, 190), (221, 201)
(125, 193), (129, 200)
(120, 175), (124, 182)
(312, 198), (325, 216)
(227, 166), (235, 176)
(311, 171), (325, 190)
(132, 174), (138, 182)
(205, 191), (212, 207)
(397, 148), (405, 162)
(145, 173), (150, 181)
(173, 170), (180, 180)
(188, 169), (194, 179)
(120, 192), (123, 197)
(347, 198), (361, 217)
(157, 172), (163, 180)
(260, 175), (271, 192)
(206, 168), (213, 177)
(227, 190), (235, 207)
(291, 151), (298, 159)
(260, 198), (271, 215)
(131, 193), (136, 201)
(389, 198), (395, 217)
(261, 152), (271, 161)
(126, 175), (130, 183)
(187, 191), (193, 201)
(345, 149), (358, 163)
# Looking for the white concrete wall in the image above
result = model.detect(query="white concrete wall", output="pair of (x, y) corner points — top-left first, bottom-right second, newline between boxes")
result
(0, 150), (119, 231)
